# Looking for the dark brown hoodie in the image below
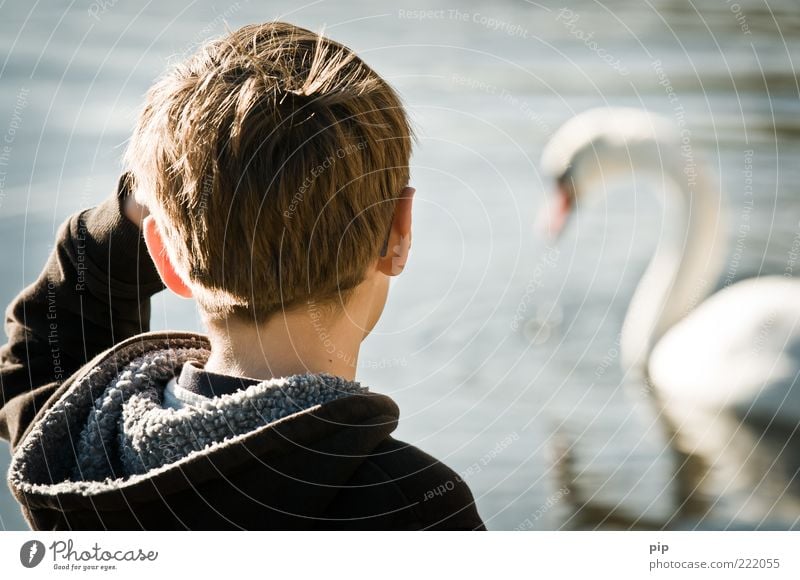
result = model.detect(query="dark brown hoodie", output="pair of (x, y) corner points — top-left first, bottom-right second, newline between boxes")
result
(0, 176), (485, 531)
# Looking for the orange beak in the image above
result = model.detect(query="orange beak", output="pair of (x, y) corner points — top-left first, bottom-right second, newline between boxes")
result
(536, 181), (574, 239)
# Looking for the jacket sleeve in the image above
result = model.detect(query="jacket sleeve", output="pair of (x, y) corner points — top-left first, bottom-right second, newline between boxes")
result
(0, 174), (165, 450)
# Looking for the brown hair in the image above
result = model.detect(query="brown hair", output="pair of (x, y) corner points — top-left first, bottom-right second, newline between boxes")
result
(125, 22), (412, 321)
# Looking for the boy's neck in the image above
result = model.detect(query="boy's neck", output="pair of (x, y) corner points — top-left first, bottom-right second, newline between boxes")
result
(202, 303), (363, 382)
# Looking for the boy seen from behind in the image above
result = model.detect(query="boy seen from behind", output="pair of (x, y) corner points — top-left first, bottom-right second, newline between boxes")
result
(0, 22), (484, 530)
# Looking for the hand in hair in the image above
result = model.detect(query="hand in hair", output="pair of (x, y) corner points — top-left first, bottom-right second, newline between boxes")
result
(122, 185), (150, 229)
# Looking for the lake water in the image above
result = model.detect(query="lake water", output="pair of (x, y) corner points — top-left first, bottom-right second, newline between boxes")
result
(1, 0), (798, 530)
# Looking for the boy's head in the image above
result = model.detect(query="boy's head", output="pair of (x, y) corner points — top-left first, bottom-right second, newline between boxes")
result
(125, 22), (413, 324)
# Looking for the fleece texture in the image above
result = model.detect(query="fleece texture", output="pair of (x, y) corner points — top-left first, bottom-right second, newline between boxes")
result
(75, 349), (367, 480)
(9, 339), (366, 495)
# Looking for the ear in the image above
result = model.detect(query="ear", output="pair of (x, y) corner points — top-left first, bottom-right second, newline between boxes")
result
(377, 187), (415, 276)
(142, 216), (193, 298)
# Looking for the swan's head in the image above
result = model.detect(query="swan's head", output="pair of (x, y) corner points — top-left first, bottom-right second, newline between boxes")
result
(538, 107), (680, 237)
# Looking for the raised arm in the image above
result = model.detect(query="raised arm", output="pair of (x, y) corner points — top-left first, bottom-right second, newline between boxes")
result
(0, 173), (164, 450)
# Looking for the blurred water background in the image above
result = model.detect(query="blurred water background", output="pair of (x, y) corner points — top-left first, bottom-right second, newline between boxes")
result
(1, 0), (798, 530)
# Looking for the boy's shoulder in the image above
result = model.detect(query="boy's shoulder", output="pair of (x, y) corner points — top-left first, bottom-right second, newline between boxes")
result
(11, 329), (485, 530)
(326, 435), (486, 530)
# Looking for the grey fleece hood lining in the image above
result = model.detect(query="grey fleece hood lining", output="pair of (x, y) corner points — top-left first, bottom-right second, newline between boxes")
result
(8, 338), (372, 500)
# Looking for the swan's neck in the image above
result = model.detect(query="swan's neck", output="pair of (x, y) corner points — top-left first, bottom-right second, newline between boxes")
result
(619, 162), (726, 376)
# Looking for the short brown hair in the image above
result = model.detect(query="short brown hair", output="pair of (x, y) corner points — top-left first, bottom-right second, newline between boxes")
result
(125, 22), (412, 320)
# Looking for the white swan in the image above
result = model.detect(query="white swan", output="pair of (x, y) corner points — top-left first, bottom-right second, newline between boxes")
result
(541, 107), (800, 528)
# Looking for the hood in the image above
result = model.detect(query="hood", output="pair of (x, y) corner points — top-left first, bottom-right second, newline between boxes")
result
(8, 332), (400, 528)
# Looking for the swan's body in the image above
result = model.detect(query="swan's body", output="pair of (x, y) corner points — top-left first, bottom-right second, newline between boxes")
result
(650, 276), (800, 524)
(542, 107), (800, 528)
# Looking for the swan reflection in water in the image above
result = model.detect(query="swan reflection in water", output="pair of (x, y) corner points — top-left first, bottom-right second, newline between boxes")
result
(539, 108), (800, 529)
